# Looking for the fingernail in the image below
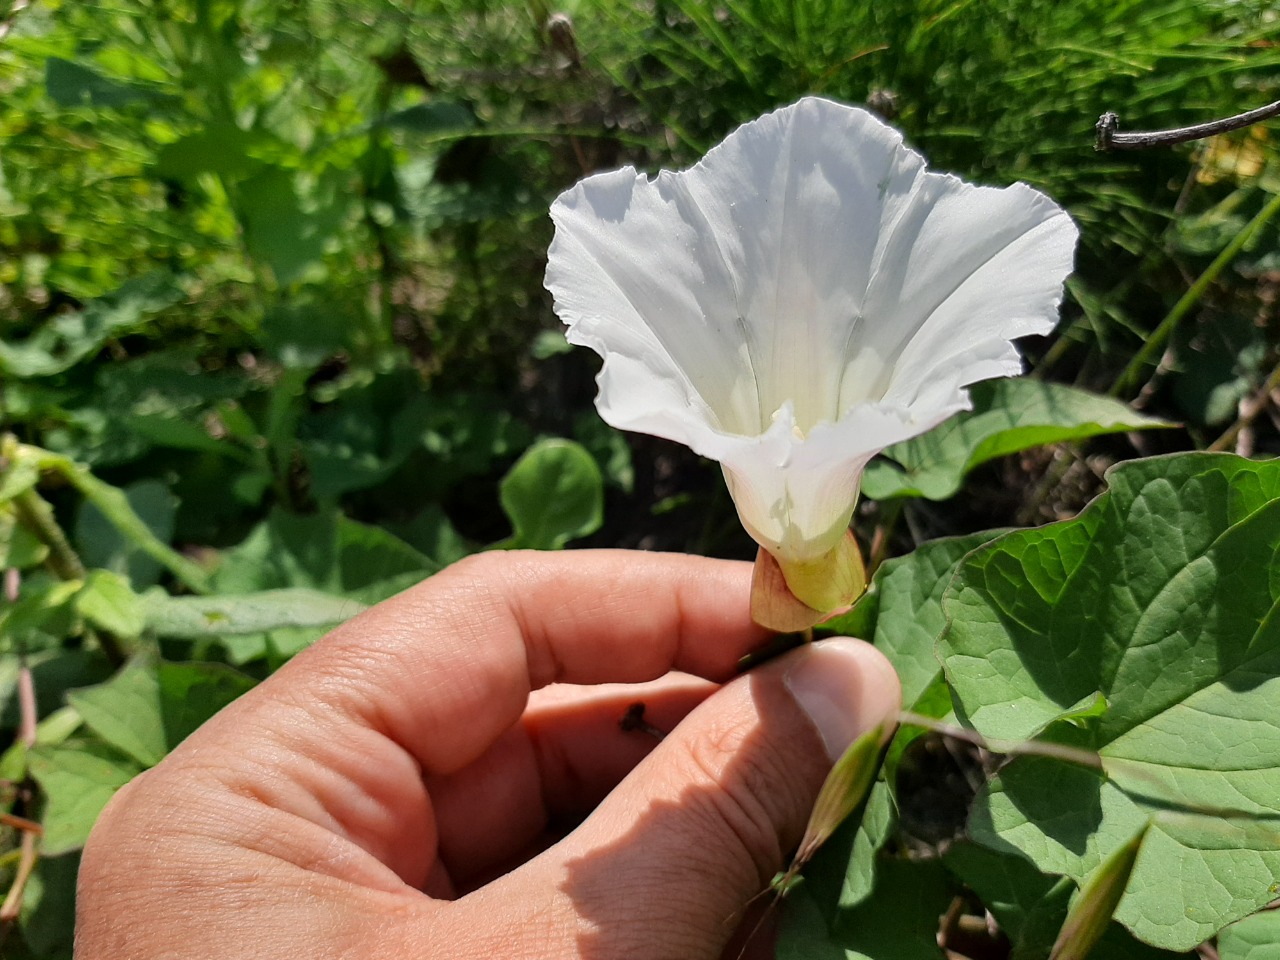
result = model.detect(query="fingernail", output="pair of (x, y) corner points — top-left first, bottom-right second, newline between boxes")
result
(783, 638), (896, 762)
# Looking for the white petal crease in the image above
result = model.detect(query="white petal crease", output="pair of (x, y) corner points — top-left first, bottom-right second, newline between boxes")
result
(545, 96), (1078, 570)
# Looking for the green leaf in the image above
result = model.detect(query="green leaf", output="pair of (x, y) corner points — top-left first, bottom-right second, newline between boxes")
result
(497, 438), (603, 550)
(65, 657), (256, 769)
(776, 880), (856, 960)
(942, 452), (1280, 950)
(944, 842), (1058, 943)
(76, 480), (178, 590)
(385, 100), (476, 136)
(392, 504), (472, 569)
(1050, 823), (1149, 960)
(416, 391), (534, 493)
(531, 329), (574, 359)
(861, 380), (1173, 501)
(0, 272), (184, 378)
(1217, 910), (1280, 960)
(213, 507), (434, 603)
(38, 447), (210, 593)
(825, 530), (1006, 705)
(142, 588), (366, 638)
(44, 57), (156, 109)
(791, 725), (886, 877)
(779, 858), (956, 960)
(19, 853), (80, 958)
(300, 392), (435, 498)
(0, 455), (42, 503)
(27, 740), (142, 855)
(66, 659), (166, 766)
(122, 413), (245, 458)
(238, 167), (343, 286)
(573, 412), (635, 493)
(75, 569), (146, 637)
(153, 124), (264, 179)
(0, 579), (83, 650)
(802, 779), (896, 916)
(0, 505), (50, 568)
(0, 650), (111, 728)
(823, 531), (1005, 812)
(156, 659), (256, 748)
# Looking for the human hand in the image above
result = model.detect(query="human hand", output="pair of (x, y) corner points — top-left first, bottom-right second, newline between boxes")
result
(76, 551), (900, 959)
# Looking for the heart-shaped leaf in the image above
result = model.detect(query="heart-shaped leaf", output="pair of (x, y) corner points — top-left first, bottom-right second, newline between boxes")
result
(862, 379), (1172, 501)
(941, 453), (1280, 950)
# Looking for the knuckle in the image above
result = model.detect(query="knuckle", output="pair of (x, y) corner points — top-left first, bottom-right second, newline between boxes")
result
(679, 719), (795, 885)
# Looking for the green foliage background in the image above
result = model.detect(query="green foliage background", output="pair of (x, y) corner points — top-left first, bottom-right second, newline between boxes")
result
(2, 0), (1280, 956)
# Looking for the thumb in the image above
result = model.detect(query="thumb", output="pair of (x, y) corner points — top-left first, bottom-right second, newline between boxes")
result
(469, 637), (901, 959)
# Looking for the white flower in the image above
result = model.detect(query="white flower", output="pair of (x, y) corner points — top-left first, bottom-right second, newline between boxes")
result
(545, 96), (1077, 609)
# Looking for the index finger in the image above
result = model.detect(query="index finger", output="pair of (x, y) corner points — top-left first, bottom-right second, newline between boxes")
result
(282, 549), (769, 776)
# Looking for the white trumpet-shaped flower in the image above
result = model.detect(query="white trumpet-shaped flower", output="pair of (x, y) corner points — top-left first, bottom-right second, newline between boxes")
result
(546, 96), (1077, 611)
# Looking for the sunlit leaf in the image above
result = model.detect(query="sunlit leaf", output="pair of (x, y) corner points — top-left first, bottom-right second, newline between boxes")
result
(0, 272), (183, 378)
(1217, 910), (1280, 960)
(66, 658), (166, 767)
(943, 453), (1280, 950)
(824, 529), (1005, 705)
(28, 740), (142, 855)
(75, 569), (146, 637)
(142, 588), (365, 638)
(497, 438), (603, 550)
(1050, 823), (1149, 960)
(862, 380), (1172, 501)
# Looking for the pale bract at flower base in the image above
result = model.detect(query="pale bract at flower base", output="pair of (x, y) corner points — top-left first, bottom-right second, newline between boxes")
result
(545, 96), (1077, 622)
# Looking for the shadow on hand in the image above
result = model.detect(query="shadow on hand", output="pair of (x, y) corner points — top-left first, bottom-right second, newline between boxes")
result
(554, 670), (825, 960)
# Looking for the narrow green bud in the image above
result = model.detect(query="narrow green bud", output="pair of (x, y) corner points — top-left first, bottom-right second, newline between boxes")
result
(1050, 821), (1151, 960)
(793, 722), (886, 869)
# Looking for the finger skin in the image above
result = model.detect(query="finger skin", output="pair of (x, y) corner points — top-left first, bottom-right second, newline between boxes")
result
(450, 639), (902, 960)
(431, 674), (716, 888)
(76, 552), (902, 960)
(76, 551), (772, 959)
(270, 549), (770, 776)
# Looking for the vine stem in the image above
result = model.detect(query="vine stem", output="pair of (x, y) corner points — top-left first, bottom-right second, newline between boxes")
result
(9, 489), (126, 666)
(897, 711), (1104, 770)
(901, 711), (1280, 825)
(1096, 99), (1280, 151)
(11, 490), (84, 582)
(1110, 190), (1280, 399)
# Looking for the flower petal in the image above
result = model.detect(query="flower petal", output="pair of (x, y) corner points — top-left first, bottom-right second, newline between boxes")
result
(545, 96), (1078, 573)
(847, 180), (1078, 411)
(713, 399), (964, 564)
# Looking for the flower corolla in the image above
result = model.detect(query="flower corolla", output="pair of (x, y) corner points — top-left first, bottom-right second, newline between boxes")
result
(545, 96), (1077, 612)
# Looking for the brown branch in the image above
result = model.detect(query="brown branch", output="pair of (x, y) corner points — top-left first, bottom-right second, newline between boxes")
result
(0, 814), (41, 835)
(898, 711), (1105, 770)
(1097, 99), (1280, 151)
